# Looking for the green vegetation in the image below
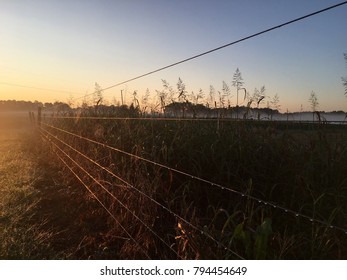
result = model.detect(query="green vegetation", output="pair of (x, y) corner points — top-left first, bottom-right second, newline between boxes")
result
(1, 106), (347, 260)
(37, 107), (347, 259)
(1, 54), (346, 261)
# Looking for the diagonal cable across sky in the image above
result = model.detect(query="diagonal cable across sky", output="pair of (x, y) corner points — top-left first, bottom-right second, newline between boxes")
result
(73, 1), (347, 102)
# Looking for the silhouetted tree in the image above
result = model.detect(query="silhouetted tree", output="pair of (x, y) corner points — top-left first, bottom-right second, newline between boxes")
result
(308, 91), (319, 121)
(270, 93), (280, 111)
(270, 93), (280, 120)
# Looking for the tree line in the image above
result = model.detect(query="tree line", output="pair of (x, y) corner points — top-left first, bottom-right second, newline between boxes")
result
(0, 100), (70, 112)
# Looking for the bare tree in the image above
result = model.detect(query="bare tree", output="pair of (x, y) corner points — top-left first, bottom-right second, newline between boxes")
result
(270, 93), (281, 120)
(308, 91), (319, 121)
(270, 93), (281, 112)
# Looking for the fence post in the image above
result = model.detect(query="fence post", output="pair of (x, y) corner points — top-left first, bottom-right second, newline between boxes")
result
(28, 111), (36, 128)
(29, 111), (32, 125)
(37, 107), (42, 127)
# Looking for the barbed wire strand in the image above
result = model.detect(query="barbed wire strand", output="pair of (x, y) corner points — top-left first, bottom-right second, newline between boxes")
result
(40, 126), (245, 259)
(44, 115), (347, 125)
(40, 131), (152, 259)
(46, 116), (236, 121)
(40, 127), (245, 259)
(40, 128), (182, 259)
(42, 121), (347, 234)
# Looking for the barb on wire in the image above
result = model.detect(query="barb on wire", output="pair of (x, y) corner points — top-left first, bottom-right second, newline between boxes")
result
(42, 121), (347, 235)
(41, 128), (181, 259)
(40, 126), (245, 259)
(40, 130), (152, 259)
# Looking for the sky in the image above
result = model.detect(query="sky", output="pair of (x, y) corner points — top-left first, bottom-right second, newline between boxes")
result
(1, 0), (347, 112)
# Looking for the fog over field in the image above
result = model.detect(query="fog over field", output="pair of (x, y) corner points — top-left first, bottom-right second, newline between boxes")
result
(272, 112), (346, 122)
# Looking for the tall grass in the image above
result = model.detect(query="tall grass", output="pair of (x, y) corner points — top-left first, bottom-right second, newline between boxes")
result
(38, 107), (347, 259)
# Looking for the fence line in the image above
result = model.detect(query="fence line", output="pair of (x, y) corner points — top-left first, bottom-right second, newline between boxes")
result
(40, 131), (152, 259)
(43, 115), (347, 125)
(40, 126), (245, 259)
(46, 116), (233, 122)
(42, 121), (347, 235)
(40, 127), (182, 259)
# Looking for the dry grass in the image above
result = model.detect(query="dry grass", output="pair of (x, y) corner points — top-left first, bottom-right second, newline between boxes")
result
(0, 115), (109, 259)
(1, 111), (347, 259)
(0, 119), (57, 259)
(41, 113), (347, 259)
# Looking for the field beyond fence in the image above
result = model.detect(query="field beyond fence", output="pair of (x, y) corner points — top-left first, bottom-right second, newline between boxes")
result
(26, 105), (346, 260)
(2, 109), (346, 259)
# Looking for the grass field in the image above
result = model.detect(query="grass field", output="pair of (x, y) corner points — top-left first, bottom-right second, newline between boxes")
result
(1, 111), (347, 259)
(0, 113), (113, 259)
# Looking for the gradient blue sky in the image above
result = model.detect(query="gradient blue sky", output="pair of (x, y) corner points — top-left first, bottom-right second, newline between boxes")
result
(1, 0), (346, 112)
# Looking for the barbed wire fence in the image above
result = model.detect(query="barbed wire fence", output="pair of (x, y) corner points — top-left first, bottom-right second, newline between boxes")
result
(39, 120), (347, 234)
(39, 120), (247, 259)
(29, 2), (347, 259)
(32, 113), (347, 259)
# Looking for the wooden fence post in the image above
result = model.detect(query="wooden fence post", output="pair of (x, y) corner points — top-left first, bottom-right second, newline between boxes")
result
(29, 111), (32, 125)
(37, 107), (42, 127)
(28, 111), (35, 127)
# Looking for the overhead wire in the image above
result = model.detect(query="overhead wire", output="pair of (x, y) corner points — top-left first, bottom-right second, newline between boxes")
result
(5, 1), (345, 113)
(69, 1), (347, 102)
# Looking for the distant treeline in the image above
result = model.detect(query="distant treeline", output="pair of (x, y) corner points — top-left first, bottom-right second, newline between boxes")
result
(0, 100), (345, 118)
(0, 100), (71, 112)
